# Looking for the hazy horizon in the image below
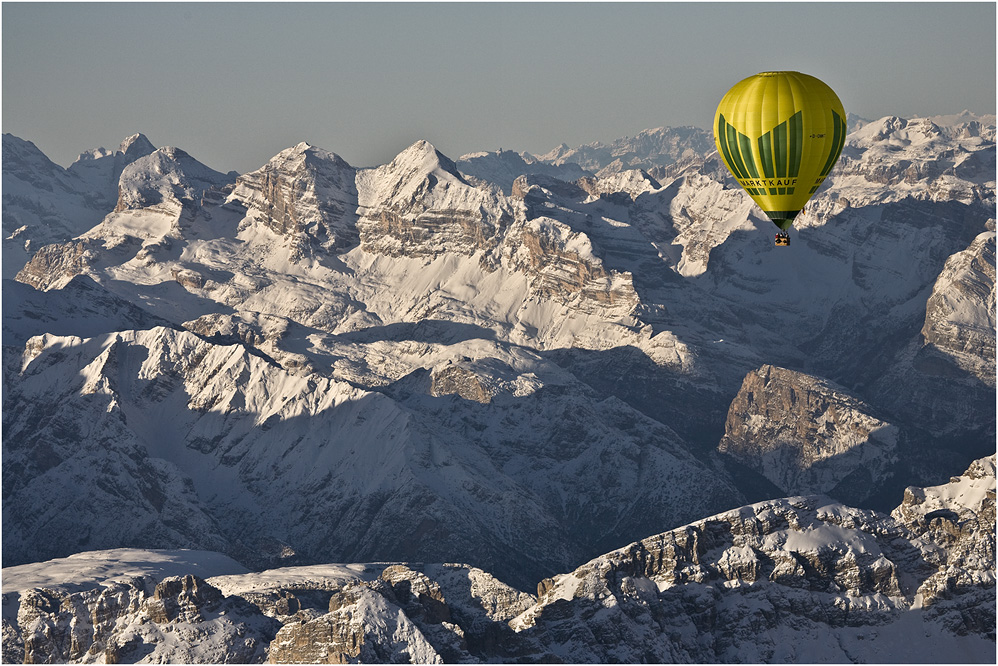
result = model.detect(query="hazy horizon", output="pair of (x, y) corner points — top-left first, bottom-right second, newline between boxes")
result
(4, 2), (995, 174)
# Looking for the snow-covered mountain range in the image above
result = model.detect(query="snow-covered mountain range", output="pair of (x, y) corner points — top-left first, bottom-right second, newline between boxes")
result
(3, 111), (995, 661)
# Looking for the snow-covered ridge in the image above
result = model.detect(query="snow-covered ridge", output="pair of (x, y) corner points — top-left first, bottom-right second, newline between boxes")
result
(1, 549), (248, 595)
(507, 455), (995, 662)
(3, 456), (993, 663)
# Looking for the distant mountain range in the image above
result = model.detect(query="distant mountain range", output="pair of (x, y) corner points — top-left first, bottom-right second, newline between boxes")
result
(3, 110), (995, 662)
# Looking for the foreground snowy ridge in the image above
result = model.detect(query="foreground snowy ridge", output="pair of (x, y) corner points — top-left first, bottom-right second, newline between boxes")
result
(2, 456), (993, 663)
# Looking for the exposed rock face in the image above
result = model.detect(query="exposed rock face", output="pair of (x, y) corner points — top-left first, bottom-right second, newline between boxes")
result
(921, 228), (996, 384)
(430, 363), (492, 403)
(146, 575), (223, 624)
(508, 456), (995, 663)
(505, 175), (640, 311)
(356, 140), (513, 259)
(718, 365), (899, 505)
(865, 227), (996, 465)
(17, 579), (147, 663)
(264, 564), (532, 664)
(353, 142), (638, 317)
(374, 565), (452, 624)
(629, 161), (756, 277)
(14, 241), (96, 291)
(230, 143), (359, 255)
(510, 217), (637, 309)
(267, 585), (375, 664)
(11, 575), (275, 664)
(892, 455), (996, 634)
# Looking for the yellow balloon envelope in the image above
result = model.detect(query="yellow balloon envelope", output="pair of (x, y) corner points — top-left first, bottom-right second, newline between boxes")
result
(714, 71), (846, 232)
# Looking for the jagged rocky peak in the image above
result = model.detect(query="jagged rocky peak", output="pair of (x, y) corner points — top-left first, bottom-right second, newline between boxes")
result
(262, 562), (538, 663)
(459, 147), (538, 167)
(853, 115), (910, 143)
(67, 133), (158, 207)
(718, 364), (899, 505)
(147, 574), (224, 624)
(371, 139), (466, 194)
(9, 572), (273, 663)
(909, 117), (943, 136)
(265, 141), (353, 172)
(520, 497), (907, 623)
(114, 145), (235, 213)
(833, 115), (996, 198)
(921, 228), (996, 383)
(893, 455), (996, 534)
(1, 134), (66, 180)
(374, 565), (452, 624)
(356, 140), (515, 258)
(118, 132), (157, 160)
(229, 141), (359, 253)
(849, 114), (994, 152)
(2, 133), (134, 280)
(535, 142), (572, 164)
(847, 112), (873, 131)
(356, 139), (475, 210)
(70, 132), (155, 165)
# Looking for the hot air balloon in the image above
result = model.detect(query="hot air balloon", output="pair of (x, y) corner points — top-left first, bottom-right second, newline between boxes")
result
(714, 71), (846, 246)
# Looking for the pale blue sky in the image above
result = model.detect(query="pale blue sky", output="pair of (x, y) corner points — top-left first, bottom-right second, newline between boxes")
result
(3, 2), (995, 173)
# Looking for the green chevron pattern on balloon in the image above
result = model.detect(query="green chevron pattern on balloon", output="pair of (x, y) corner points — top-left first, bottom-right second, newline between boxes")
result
(822, 110), (848, 177)
(758, 111), (802, 194)
(718, 112), (806, 196)
(717, 114), (765, 195)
